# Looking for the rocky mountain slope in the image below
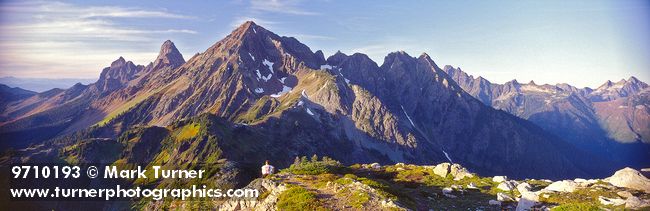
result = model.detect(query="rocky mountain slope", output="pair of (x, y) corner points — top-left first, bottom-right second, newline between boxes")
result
(0, 21), (620, 180)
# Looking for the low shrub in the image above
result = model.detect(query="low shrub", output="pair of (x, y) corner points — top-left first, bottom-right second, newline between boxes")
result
(276, 185), (324, 211)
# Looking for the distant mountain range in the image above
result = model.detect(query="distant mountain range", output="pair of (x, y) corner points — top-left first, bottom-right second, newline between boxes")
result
(1, 21), (647, 184)
(443, 66), (649, 165)
(0, 77), (96, 92)
(444, 66), (649, 144)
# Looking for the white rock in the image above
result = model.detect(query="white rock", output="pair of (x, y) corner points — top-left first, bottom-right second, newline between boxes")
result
(604, 167), (650, 193)
(574, 178), (597, 187)
(433, 163), (451, 178)
(616, 190), (633, 199)
(598, 196), (626, 206)
(370, 163), (381, 169)
(467, 182), (479, 190)
(497, 181), (518, 191)
(493, 176), (508, 183)
(516, 191), (540, 211)
(450, 163), (474, 180)
(442, 187), (453, 194)
(497, 192), (515, 202)
(544, 180), (578, 193)
(516, 182), (532, 193)
(625, 196), (650, 209)
(574, 178), (587, 183)
(489, 200), (501, 206)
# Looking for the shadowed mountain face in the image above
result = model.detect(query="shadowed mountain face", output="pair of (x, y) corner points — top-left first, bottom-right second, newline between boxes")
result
(0, 21), (623, 180)
(442, 65), (650, 167)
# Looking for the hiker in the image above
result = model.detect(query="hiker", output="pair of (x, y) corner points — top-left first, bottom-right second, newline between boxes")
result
(261, 160), (275, 177)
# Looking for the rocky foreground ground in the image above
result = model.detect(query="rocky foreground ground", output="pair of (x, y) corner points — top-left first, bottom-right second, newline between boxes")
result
(217, 158), (650, 211)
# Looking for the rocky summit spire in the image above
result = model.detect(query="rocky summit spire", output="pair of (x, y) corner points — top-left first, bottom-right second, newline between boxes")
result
(154, 40), (185, 68)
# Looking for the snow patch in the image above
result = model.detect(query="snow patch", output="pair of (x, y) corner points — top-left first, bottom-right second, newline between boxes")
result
(279, 77), (287, 84)
(270, 85), (293, 98)
(301, 90), (308, 98)
(252, 27), (256, 33)
(400, 105), (416, 127)
(443, 150), (453, 163)
(320, 64), (332, 70)
(297, 100), (304, 106)
(263, 59), (274, 73)
(248, 53), (255, 61)
(254, 88), (264, 93)
(255, 69), (262, 81)
(262, 73), (272, 82)
(306, 108), (314, 116)
(338, 72), (350, 84)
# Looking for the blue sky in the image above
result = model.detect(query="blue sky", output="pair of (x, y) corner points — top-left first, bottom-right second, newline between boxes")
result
(0, 0), (648, 88)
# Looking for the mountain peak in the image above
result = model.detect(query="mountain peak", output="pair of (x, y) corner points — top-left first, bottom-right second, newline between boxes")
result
(384, 51), (413, 63)
(231, 21), (265, 39)
(419, 52), (431, 59)
(154, 40), (185, 68)
(111, 56), (126, 67)
(628, 76), (640, 83)
(240, 20), (258, 29)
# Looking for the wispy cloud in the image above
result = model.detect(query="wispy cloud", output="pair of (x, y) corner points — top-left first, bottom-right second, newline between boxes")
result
(1, 1), (196, 19)
(250, 0), (319, 16)
(0, 1), (197, 78)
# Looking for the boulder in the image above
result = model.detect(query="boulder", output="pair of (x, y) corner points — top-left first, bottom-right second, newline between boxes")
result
(544, 180), (578, 193)
(449, 163), (474, 180)
(497, 181), (518, 191)
(625, 196), (650, 209)
(442, 187), (453, 194)
(370, 163), (381, 169)
(598, 196), (626, 206)
(489, 200), (501, 206)
(493, 176), (508, 183)
(442, 187), (457, 198)
(516, 182), (532, 193)
(516, 191), (539, 211)
(574, 178), (597, 187)
(467, 182), (479, 190)
(604, 167), (650, 193)
(433, 163), (451, 178)
(616, 191), (633, 199)
(497, 192), (515, 202)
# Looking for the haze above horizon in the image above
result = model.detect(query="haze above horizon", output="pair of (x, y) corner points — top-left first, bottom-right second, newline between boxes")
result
(0, 0), (648, 88)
